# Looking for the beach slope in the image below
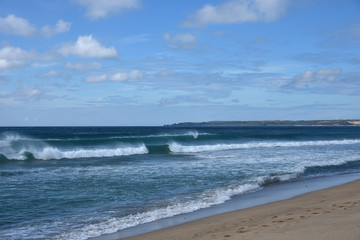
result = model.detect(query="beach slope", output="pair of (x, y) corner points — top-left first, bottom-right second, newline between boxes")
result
(124, 180), (360, 240)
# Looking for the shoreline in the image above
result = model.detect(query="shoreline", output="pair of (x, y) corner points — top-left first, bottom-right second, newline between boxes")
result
(121, 176), (360, 240)
(122, 177), (360, 240)
(93, 173), (360, 240)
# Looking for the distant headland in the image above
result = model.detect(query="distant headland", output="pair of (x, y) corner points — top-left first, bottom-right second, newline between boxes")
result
(166, 120), (360, 127)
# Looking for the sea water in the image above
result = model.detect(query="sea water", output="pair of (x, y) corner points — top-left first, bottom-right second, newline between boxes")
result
(0, 126), (360, 239)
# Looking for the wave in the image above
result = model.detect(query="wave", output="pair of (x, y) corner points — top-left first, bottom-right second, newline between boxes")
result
(56, 172), (299, 240)
(169, 139), (360, 153)
(1, 145), (149, 161)
(56, 182), (260, 240)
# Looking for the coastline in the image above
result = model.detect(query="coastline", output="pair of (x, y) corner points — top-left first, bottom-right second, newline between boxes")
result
(121, 176), (360, 240)
(93, 173), (360, 240)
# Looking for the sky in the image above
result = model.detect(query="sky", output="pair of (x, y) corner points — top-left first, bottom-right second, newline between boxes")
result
(0, 0), (360, 126)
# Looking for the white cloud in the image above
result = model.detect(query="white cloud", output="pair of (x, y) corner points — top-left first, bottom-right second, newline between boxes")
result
(0, 14), (71, 37)
(0, 46), (34, 70)
(65, 61), (102, 70)
(59, 35), (119, 58)
(3, 85), (45, 102)
(84, 74), (108, 83)
(295, 69), (342, 83)
(84, 70), (145, 82)
(284, 68), (343, 90)
(110, 70), (144, 81)
(0, 84), (60, 103)
(39, 70), (60, 78)
(41, 19), (72, 37)
(0, 46), (55, 71)
(182, 0), (288, 28)
(163, 33), (197, 49)
(74, 0), (141, 19)
(0, 14), (37, 36)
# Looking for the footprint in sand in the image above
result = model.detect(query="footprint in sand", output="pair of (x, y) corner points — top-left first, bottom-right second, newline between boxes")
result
(237, 227), (249, 233)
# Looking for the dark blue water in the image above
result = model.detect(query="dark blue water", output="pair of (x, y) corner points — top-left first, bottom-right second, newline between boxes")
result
(1, 126), (360, 239)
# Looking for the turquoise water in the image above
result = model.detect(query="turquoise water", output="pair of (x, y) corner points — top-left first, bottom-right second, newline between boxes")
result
(1, 126), (360, 239)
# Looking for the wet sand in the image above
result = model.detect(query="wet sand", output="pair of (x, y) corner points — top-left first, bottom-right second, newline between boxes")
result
(123, 179), (360, 240)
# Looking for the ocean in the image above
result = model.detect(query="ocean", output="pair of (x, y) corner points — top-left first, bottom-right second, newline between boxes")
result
(1, 126), (360, 240)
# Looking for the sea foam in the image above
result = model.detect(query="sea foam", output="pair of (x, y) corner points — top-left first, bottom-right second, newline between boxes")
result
(169, 139), (360, 153)
(56, 182), (259, 240)
(1, 145), (149, 161)
(32, 145), (149, 160)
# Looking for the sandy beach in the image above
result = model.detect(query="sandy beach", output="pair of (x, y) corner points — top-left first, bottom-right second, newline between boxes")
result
(123, 179), (360, 240)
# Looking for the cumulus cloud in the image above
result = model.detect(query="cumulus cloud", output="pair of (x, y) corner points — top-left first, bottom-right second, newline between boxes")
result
(65, 61), (102, 70)
(41, 19), (72, 37)
(59, 35), (119, 58)
(84, 70), (144, 82)
(0, 46), (55, 71)
(0, 14), (37, 36)
(163, 33), (197, 49)
(0, 14), (71, 37)
(182, 0), (288, 28)
(74, 0), (141, 19)
(0, 46), (35, 70)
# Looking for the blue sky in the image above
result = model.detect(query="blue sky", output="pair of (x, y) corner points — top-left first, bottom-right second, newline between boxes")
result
(0, 0), (359, 126)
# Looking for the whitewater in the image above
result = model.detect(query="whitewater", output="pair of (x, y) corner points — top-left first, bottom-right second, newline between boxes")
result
(1, 126), (360, 240)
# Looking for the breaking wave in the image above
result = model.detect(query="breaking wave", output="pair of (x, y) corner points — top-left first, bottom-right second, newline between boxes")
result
(1, 145), (148, 161)
(32, 145), (149, 160)
(56, 182), (260, 240)
(169, 139), (360, 153)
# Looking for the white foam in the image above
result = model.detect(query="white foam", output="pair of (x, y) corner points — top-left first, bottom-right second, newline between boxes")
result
(169, 139), (360, 153)
(1, 145), (149, 161)
(56, 182), (259, 240)
(30, 145), (149, 160)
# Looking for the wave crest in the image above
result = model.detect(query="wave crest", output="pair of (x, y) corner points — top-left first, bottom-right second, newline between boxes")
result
(169, 139), (360, 153)
(2, 145), (149, 161)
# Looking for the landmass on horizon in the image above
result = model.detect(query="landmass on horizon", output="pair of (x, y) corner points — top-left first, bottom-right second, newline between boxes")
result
(166, 119), (360, 127)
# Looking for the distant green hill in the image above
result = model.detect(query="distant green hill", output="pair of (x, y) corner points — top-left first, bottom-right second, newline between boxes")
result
(166, 120), (360, 127)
